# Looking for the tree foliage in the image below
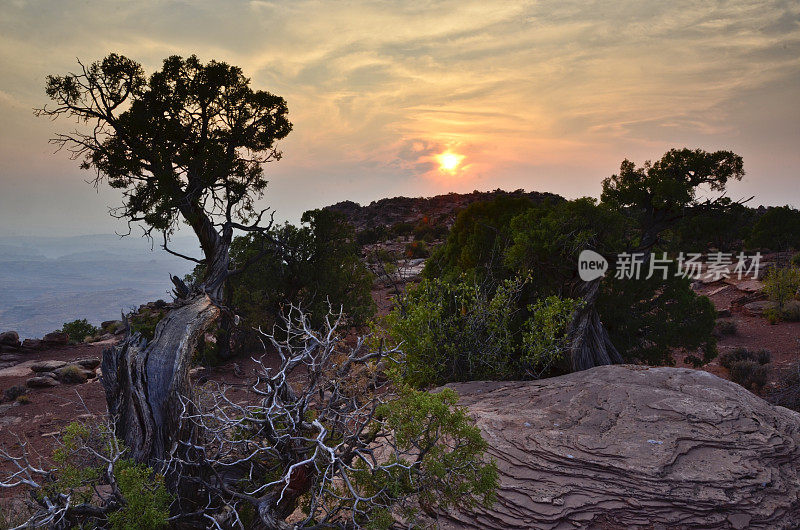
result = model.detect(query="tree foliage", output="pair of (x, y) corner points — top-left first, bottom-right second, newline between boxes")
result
(38, 53), (292, 296)
(189, 208), (374, 333)
(415, 148), (736, 372)
(747, 206), (800, 251)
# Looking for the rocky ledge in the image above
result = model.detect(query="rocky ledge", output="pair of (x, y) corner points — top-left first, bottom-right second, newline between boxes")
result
(439, 365), (800, 529)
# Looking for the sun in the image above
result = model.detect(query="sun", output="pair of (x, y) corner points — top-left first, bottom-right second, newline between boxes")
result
(436, 151), (464, 173)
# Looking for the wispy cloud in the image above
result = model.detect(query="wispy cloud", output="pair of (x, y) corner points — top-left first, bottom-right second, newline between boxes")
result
(0, 0), (798, 235)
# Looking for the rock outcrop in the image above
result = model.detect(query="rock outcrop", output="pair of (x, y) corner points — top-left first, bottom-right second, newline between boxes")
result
(439, 365), (800, 529)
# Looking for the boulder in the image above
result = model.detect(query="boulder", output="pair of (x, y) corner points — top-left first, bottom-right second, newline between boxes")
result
(0, 331), (20, 348)
(30, 360), (68, 373)
(21, 338), (42, 350)
(438, 366), (800, 529)
(43, 331), (69, 346)
(744, 300), (776, 316)
(26, 375), (59, 388)
(74, 358), (101, 370)
(54, 364), (91, 384)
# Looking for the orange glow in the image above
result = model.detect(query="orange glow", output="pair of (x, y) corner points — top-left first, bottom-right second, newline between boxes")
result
(436, 151), (465, 173)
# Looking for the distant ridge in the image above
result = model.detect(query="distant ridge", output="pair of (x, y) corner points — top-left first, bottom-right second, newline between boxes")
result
(325, 188), (564, 230)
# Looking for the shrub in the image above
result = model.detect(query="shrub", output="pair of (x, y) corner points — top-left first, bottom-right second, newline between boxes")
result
(382, 276), (579, 386)
(769, 363), (800, 412)
(729, 360), (768, 393)
(719, 347), (771, 369)
(225, 209), (375, 331)
(763, 266), (800, 307)
(1, 421), (170, 529)
(713, 319), (737, 336)
(792, 252), (800, 267)
(781, 300), (800, 322)
(129, 307), (167, 342)
(15, 394), (30, 405)
(404, 240), (430, 259)
(60, 319), (99, 344)
(3, 384), (27, 402)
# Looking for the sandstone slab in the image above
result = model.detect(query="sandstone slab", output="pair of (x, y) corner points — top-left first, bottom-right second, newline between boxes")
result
(438, 365), (800, 529)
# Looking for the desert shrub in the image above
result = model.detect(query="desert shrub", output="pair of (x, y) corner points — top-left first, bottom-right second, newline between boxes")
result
(769, 363), (800, 412)
(60, 318), (99, 344)
(729, 360), (768, 393)
(782, 300), (800, 322)
(713, 319), (738, 336)
(3, 384), (27, 402)
(1, 421), (170, 529)
(224, 209), (375, 330)
(521, 296), (584, 378)
(390, 221), (415, 239)
(15, 394), (30, 405)
(356, 225), (388, 245)
(383, 276), (578, 387)
(719, 347), (771, 369)
(762, 266), (800, 321)
(128, 307), (167, 342)
(404, 240), (430, 259)
(792, 252), (800, 267)
(58, 364), (88, 384)
(106, 460), (172, 530)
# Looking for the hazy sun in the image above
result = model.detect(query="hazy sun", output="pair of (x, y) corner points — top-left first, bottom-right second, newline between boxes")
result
(436, 151), (464, 173)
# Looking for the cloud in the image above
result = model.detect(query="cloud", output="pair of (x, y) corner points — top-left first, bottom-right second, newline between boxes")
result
(0, 0), (798, 235)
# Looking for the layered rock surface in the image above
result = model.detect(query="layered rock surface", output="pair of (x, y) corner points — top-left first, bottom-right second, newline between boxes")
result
(438, 365), (800, 529)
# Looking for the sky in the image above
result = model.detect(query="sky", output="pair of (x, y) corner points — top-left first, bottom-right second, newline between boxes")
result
(0, 0), (798, 237)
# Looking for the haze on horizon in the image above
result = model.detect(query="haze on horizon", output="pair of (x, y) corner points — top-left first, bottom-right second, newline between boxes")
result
(1, 0), (798, 238)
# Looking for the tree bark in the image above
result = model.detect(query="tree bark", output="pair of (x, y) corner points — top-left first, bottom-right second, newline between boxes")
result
(102, 295), (220, 465)
(566, 278), (623, 371)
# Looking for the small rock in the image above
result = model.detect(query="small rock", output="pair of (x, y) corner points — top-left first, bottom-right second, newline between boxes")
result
(26, 375), (60, 388)
(0, 331), (21, 348)
(30, 360), (68, 373)
(43, 331), (69, 346)
(716, 308), (731, 318)
(74, 358), (101, 370)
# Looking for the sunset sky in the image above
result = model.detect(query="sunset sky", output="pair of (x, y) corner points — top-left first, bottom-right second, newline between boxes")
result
(1, 0), (798, 236)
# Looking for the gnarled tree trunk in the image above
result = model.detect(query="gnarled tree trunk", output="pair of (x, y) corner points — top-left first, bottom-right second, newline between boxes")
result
(566, 277), (623, 371)
(102, 295), (220, 465)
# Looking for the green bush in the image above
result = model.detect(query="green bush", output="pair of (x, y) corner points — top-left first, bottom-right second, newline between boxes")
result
(42, 422), (171, 529)
(60, 319), (99, 344)
(217, 209), (375, 332)
(382, 276), (579, 387)
(372, 387), (498, 520)
(762, 266), (800, 321)
(129, 307), (167, 342)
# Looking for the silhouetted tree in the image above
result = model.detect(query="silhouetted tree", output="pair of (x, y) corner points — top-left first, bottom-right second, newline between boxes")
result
(37, 53), (292, 467)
